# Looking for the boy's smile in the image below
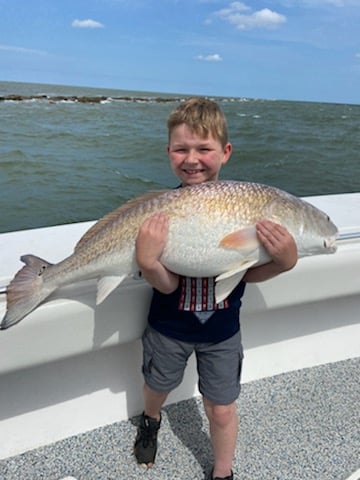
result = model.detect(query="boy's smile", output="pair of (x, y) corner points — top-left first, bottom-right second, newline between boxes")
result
(167, 124), (232, 186)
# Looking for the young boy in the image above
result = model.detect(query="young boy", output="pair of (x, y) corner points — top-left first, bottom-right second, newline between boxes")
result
(134, 98), (297, 480)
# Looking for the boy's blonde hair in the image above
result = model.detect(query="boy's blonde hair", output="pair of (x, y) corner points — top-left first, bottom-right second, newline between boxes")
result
(167, 97), (229, 148)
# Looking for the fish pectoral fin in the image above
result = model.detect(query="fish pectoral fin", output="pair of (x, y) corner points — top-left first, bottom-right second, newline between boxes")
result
(220, 226), (258, 250)
(96, 275), (127, 305)
(215, 260), (258, 303)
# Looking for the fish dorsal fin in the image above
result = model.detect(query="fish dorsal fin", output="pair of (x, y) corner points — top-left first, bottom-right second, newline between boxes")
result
(215, 260), (258, 303)
(75, 190), (169, 251)
(96, 275), (127, 305)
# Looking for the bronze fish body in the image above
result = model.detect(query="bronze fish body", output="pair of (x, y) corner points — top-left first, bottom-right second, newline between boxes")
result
(0, 181), (338, 329)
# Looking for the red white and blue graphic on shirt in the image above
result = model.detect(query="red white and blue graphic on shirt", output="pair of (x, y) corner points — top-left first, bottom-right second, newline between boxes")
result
(178, 277), (228, 324)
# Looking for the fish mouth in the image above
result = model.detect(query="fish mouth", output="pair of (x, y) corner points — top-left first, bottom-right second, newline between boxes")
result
(324, 238), (337, 253)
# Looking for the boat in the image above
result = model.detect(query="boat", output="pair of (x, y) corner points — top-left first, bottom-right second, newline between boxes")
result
(0, 192), (359, 479)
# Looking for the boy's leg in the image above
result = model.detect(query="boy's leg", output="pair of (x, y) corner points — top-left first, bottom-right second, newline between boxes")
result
(135, 327), (193, 466)
(134, 384), (168, 467)
(203, 399), (237, 479)
(143, 383), (169, 420)
(196, 331), (243, 479)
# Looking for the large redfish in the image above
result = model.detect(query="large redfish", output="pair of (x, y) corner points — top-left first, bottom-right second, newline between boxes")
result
(0, 181), (338, 329)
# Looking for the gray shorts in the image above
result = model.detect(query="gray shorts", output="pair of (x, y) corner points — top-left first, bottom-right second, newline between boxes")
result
(141, 326), (243, 405)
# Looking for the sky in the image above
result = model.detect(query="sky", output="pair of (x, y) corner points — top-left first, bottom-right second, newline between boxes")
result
(0, 0), (359, 104)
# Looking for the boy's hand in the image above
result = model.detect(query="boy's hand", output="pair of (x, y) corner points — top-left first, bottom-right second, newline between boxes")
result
(256, 219), (298, 271)
(136, 212), (179, 294)
(243, 219), (298, 283)
(136, 212), (169, 269)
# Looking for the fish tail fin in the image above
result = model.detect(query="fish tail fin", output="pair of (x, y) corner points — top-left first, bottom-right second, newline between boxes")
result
(0, 255), (54, 330)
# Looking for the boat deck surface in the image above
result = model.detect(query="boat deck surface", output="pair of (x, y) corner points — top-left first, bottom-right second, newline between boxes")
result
(1, 358), (359, 480)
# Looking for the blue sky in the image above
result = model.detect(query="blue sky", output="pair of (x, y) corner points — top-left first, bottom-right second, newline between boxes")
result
(0, 0), (359, 104)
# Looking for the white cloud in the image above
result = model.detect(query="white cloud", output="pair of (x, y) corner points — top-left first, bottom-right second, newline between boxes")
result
(281, 0), (360, 6)
(0, 44), (47, 55)
(72, 19), (104, 29)
(215, 2), (287, 30)
(195, 53), (223, 62)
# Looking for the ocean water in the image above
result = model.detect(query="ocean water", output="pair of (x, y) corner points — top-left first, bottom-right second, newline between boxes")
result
(1, 81), (359, 233)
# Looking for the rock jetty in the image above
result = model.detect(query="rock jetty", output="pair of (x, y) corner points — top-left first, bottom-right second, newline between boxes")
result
(0, 94), (181, 103)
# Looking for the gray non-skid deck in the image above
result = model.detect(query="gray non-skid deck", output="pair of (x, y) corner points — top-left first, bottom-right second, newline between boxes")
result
(1, 358), (359, 480)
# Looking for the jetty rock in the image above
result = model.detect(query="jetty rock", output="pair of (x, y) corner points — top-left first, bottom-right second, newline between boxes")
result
(0, 94), (181, 104)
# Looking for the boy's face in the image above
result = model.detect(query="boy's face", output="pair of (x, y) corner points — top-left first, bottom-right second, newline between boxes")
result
(167, 124), (232, 186)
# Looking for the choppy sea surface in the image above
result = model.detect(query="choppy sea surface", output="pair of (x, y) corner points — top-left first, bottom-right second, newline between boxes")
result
(1, 80), (359, 233)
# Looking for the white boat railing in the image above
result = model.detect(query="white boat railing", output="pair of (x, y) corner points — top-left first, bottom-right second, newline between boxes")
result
(337, 231), (360, 241)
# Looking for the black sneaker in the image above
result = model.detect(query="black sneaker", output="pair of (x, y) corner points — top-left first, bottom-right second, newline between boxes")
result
(134, 412), (161, 466)
(208, 468), (234, 480)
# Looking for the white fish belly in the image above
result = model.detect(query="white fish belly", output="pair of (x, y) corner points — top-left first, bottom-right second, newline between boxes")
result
(160, 217), (268, 278)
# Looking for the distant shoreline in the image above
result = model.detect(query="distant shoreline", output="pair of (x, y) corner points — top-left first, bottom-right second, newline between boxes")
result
(0, 94), (182, 104)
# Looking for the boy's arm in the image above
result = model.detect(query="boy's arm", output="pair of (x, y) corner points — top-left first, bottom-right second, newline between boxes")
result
(135, 212), (179, 293)
(242, 219), (298, 283)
